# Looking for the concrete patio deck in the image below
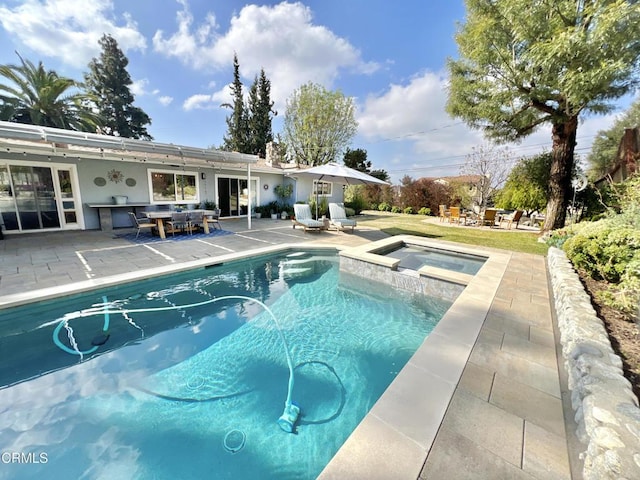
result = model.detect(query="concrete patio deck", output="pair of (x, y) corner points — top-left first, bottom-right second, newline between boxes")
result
(0, 218), (578, 479)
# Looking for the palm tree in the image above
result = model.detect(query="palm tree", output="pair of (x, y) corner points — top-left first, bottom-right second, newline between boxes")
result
(0, 54), (103, 131)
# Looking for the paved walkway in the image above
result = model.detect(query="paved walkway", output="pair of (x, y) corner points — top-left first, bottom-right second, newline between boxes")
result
(0, 219), (578, 479)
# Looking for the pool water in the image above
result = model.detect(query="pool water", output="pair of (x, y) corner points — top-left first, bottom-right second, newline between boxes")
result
(0, 251), (450, 479)
(383, 245), (486, 274)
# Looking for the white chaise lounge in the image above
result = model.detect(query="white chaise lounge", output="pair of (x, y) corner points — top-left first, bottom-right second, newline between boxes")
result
(292, 204), (323, 232)
(329, 203), (357, 232)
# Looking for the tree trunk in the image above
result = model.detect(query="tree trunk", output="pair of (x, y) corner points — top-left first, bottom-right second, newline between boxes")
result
(543, 117), (578, 232)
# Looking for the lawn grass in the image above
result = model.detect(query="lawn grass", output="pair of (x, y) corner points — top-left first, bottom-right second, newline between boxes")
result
(357, 211), (549, 256)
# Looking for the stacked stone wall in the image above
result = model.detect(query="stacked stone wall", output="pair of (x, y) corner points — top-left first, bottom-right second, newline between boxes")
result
(548, 248), (640, 479)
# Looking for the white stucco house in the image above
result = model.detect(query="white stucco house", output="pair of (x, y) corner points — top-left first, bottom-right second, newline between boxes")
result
(0, 121), (345, 235)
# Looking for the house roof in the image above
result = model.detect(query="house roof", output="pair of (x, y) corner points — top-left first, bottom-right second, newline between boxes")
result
(424, 174), (484, 185)
(0, 120), (259, 169)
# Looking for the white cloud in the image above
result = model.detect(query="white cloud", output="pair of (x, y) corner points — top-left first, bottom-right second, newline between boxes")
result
(182, 83), (231, 111)
(0, 0), (146, 68)
(183, 93), (216, 111)
(130, 78), (149, 96)
(158, 96), (173, 106)
(358, 70), (620, 180)
(358, 71), (485, 161)
(153, 1), (378, 110)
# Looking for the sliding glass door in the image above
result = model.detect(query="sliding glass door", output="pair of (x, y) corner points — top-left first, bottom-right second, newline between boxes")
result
(0, 162), (82, 232)
(217, 176), (257, 217)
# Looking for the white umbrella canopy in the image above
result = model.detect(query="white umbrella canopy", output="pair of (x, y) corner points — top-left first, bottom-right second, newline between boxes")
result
(288, 162), (389, 218)
(293, 162), (389, 186)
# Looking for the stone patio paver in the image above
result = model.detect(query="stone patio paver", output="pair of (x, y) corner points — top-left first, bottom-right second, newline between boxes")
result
(0, 223), (575, 479)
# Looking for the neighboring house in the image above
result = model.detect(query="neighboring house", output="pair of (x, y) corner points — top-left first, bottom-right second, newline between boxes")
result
(0, 122), (344, 235)
(595, 127), (639, 187)
(431, 174), (484, 206)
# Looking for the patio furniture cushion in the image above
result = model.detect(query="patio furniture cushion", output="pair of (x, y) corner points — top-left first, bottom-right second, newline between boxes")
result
(292, 204), (323, 232)
(328, 203), (356, 231)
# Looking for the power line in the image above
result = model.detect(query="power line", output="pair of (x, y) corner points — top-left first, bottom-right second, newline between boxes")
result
(386, 145), (593, 174)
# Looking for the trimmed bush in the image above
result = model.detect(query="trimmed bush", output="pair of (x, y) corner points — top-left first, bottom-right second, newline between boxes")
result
(418, 207), (431, 216)
(403, 206), (414, 215)
(391, 206), (402, 213)
(378, 202), (391, 212)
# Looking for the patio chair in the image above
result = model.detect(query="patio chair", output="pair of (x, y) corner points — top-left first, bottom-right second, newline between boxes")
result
(328, 203), (357, 232)
(205, 208), (222, 230)
(438, 205), (450, 222)
(166, 212), (189, 236)
(449, 206), (462, 224)
(480, 208), (498, 228)
(292, 204), (323, 232)
(499, 210), (524, 230)
(187, 211), (205, 234)
(128, 212), (156, 239)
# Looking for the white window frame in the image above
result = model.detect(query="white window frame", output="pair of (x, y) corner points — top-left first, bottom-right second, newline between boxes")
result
(148, 168), (200, 204)
(312, 180), (333, 196)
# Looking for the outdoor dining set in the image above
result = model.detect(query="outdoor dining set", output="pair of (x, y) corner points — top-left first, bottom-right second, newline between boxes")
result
(128, 209), (221, 239)
(438, 205), (524, 229)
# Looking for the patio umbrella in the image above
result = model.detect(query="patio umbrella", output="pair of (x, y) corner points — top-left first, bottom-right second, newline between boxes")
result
(289, 162), (389, 218)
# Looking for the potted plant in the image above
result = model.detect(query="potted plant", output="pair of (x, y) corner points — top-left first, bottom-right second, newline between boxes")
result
(264, 201), (280, 220)
(254, 204), (269, 219)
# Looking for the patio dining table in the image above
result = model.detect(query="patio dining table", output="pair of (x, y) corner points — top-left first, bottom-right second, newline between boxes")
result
(144, 210), (216, 239)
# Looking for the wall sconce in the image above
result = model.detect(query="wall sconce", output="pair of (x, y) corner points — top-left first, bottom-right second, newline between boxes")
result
(201, 172), (206, 180)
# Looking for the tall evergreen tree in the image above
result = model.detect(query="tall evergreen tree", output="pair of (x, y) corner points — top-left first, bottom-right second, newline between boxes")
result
(246, 69), (275, 158)
(84, 34), (152, 140)
(222, 54), (249, 152)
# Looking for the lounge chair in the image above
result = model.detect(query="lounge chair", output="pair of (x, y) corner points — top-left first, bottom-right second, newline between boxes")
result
(500, 210), (523, 229)
(128, 212), (156, 239)
(328, 203), (357, 232)
(292, 204), (323, 232)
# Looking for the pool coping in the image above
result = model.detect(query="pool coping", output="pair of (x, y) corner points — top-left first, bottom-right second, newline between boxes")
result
(319, 236), (511, 479)
(0, 237), (511, 479)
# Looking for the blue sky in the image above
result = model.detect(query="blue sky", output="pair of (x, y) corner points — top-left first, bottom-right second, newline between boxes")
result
(0, 0), (631, 182)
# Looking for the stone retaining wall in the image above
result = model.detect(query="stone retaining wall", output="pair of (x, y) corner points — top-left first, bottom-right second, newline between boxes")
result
(547, 248), (640, 480)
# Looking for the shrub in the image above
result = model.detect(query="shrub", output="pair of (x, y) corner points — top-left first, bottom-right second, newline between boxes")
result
(391, 206), (402, 213)
(345, 193), (367, 214)
(403, 206), (414, 215)
(378, 202), (391, 212)
(418, 207), (431, 216)
(560, 175), (640, 316)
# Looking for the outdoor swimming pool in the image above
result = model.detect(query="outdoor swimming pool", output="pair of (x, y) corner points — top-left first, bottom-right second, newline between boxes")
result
(0, 250), (451, 479)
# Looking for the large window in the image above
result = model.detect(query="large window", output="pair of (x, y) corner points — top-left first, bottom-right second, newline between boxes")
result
(149, 169), (198, 203)
(312, 180), (333, 196)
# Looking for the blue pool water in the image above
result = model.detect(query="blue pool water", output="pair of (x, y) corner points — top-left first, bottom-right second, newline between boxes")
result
(383, 245), (487, 274)
(0, 251), (450, 479)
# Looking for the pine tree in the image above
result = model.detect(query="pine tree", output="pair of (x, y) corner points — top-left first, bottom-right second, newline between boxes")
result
(222, 54), (249, 152)
(84, 34), (152, 140)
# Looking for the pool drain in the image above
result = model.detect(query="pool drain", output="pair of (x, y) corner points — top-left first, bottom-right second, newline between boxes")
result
(186, 375), (206, 390)
(223, 429), (246, 453)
